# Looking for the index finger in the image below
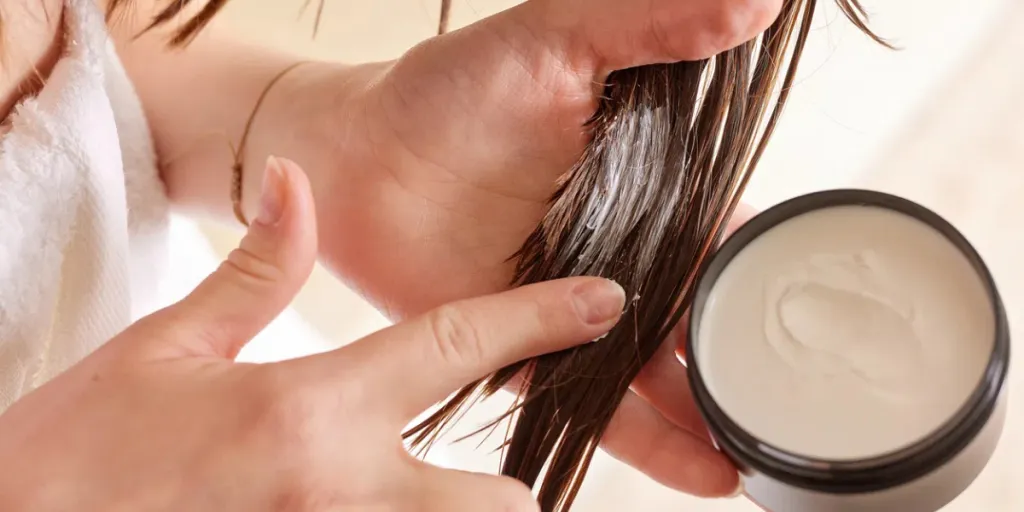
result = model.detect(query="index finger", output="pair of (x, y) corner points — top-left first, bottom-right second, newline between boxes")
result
(516, 0), (783, 70)
(726, 202), (759, 234)
(338, 277), (625, 423)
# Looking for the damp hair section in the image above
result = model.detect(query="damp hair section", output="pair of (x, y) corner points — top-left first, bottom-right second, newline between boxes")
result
(404, 1), (891, 511)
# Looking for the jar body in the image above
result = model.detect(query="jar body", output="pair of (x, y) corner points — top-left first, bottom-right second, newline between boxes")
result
(688, 190), (1012, 512)
(737, 387), (1006, 511)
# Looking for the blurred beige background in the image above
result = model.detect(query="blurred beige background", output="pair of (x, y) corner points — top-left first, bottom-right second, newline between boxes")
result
(157, 1), (1021, 510)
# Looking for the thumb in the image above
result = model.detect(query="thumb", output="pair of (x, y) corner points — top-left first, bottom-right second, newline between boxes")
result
(143, 156), (319, 359)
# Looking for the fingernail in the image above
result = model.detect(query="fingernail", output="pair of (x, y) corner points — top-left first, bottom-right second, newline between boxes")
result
(572, 279), (626, 325)
(727, 479), (745, 498)
(256, 156), (286, 226)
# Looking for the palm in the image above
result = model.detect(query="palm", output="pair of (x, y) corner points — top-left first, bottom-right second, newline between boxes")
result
(322, 17), (597, 319)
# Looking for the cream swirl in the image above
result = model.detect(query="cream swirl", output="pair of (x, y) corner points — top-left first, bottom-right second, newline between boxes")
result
(762, 251), (929, 402)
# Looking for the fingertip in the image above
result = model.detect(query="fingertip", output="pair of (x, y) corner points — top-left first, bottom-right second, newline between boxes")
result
(256, 155), (318, 273)
(727, 478), (746, 499)
(495, 475), (540, 512)
(272, 156), (311, 195)
(538, 0), (786, 74)
(570, 277), (626, 328)
(252, 156), (287, 227)
(268, 156), (315, 226)
(744, 0), (786, 43)
(705, 0), (785, 60)
(717, 459), (744, 499)
(667, 431), (742, 498)
(717, 202), (760, 250)
(604, 393), (739, 498)
(728, 202), (759, 232)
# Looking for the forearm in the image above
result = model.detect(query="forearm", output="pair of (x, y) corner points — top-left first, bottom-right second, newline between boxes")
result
(109, 17), (380, 224)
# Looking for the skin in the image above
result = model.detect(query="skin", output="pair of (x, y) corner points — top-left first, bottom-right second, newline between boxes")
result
(0, 157), (629, 511)
(0, 0), (778, 505)
(115, 0), (777, 494)
(0, 0), (64, 119)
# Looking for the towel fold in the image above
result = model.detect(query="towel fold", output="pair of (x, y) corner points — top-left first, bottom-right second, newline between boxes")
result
(0, 0), (169, 410)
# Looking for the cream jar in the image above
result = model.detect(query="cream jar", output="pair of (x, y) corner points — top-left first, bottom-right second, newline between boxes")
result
(687, 189), (1010, 512)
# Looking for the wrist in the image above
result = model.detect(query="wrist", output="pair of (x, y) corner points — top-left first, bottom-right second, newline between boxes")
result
(238, 60), (389, 228)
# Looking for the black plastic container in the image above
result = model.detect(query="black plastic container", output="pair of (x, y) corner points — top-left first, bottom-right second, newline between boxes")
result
(686, 189), (1010, 512)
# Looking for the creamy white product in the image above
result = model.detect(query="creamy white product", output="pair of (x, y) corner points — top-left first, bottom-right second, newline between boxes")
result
(697, 205), (995, 461)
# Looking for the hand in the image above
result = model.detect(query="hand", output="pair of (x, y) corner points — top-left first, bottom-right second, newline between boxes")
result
(306, 0), (777, 499)
(316, 0), (780, 318)
(0, 157), (626, 512)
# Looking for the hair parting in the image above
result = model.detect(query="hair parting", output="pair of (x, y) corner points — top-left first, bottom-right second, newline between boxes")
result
(404, 1), (890, 510)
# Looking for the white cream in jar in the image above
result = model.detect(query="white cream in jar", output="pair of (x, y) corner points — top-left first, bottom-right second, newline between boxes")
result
(686, 190), (1009, 512)
(697, 204), (994, 460)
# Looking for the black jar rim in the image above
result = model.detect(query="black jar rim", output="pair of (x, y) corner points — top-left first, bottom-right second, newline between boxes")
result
(686, 188), (1010, 494)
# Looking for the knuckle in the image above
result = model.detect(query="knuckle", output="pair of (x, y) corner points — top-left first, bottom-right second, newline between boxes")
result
(714, 0), (783, 47)
(271, 484), (340, 512)
(746, 0), (785, 33)
(648, 14), (688, 59)
(273, 477), (385, 512)
(535, 294), (567, 328)
(244, 367), (325, 451)
(659, 0), (782, 59)
(425, 304), (487, 369)
(236, 369), (386, 511)
(704, 6), (748, 55)
(223, 245), (285, 288)
(135, 306), (229, 358)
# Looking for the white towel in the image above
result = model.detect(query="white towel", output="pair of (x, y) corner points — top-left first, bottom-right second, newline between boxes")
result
(0, 0), (169, 410)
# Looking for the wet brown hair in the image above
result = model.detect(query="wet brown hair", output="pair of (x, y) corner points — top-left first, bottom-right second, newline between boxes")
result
(122, 0), (887, 509)
(105, 0), (229, 45)
(402, 1), (889, 511)
(106, 0), (448, 45)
